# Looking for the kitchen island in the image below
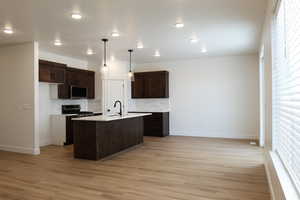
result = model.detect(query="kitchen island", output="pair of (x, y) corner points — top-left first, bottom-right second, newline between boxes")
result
(72, 113), (151, 160)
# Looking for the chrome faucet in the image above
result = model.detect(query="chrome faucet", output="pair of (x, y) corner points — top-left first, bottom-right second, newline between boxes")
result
(113, 100), (123, 116)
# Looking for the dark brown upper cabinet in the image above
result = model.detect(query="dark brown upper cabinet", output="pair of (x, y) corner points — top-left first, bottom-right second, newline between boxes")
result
(58, 67), (95, 99)
(132, 71), (169, 98)
(39, 60), (66, 84)
(87, 71), (95, 99)
(39, 59), (95, 99)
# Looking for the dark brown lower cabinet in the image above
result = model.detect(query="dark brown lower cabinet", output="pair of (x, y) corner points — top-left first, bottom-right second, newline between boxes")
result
(65, 113), (102, 145)
(73, 117), (144, 160)
(130, 112), (170, 137)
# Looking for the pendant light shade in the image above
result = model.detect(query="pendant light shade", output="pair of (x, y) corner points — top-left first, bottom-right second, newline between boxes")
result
(128, 49), (134, 81)
(102, 38), (108, 68)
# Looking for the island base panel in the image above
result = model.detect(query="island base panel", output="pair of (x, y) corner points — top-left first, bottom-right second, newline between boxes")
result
(73, 117), (144, 160)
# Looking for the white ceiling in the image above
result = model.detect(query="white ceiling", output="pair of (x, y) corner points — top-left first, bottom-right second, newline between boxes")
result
(0, 0), (267, 64)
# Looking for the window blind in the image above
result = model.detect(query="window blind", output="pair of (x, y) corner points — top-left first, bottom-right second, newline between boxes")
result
(273, 0), (300, 192)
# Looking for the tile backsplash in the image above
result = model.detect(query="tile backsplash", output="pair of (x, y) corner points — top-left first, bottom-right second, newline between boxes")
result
(128, 98), (170, 112)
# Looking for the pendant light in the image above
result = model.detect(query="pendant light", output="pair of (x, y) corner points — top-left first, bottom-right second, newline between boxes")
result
(102, 38), (108, 69)
(128, 49), (134, 81)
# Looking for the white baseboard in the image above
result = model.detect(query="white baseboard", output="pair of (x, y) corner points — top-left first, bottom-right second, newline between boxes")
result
(0, 144), (40, 155)
(170, 131), (258, 140)
(264, 155), (276, 200)
(269, 152), (299, 200)
(264, 151), (300, 200)
(39, 139), (52, 147)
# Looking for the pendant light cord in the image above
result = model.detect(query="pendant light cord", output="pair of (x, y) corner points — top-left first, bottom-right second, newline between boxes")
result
(128, 49), (133, 72)
(130, 51), (132, 72)
(104, 41), (106, 67)
(102, 39), (108, 67)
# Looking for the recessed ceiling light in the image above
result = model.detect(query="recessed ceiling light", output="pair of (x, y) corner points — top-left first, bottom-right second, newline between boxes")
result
(111, 32), (120, 37)
(86, 49), (94, 55)
(190, 38), (198, 43)
(137, 42), (144, 49)
(201, 47), (207, 53)
(3, 27), (14, 34)
(154, 50), (160, 57)
(54, 40), (62, 46)
(175, 23), (184, 28)
(72, 13), (82, 20)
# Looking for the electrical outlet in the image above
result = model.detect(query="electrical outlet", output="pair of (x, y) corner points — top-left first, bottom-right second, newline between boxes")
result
(22, 104), (33, 110)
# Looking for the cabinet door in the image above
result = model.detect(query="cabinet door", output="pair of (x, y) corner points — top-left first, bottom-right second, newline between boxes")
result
(51, 67), (66, 83)
(39, 60), (66, 84)
(58, 70), (72, 99)
(131, 71), (169, 98)
(39, 65), (52, 82)
(131, 73), (145, 98)
(87, 71), (95, 99)
(142, 112), (169, 137)
(145, 71), (169, 98)
(39, 61), (54, 82)
(144, 113), (163, 136)
(67, 69), (81, 86)
(58, 84), (70, 99)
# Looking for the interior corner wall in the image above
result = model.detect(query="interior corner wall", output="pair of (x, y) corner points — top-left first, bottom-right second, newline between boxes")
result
(0, 42), (39, 155)
(130, 55), (260, 139)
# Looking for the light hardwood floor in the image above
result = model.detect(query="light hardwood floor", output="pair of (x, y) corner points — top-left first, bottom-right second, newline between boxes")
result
(0, 136), (270, 200)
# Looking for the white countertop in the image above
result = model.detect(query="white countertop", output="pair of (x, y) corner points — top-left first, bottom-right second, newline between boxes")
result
(72, 113), (152, 122)
(51, 111), (102, 117)
(129, 110), (170, 113)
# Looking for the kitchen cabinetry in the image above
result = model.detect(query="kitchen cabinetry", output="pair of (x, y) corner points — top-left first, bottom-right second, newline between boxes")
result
(39, 60), (95, 99)
(129, 112), (170, 137)
(65, 113), (102, 145)
(131, 71), (169, 98)
(58, 67), (95, 99)
(144, 112), (170, 137)
(73, 116), (145, 160)
(51, 113), (102, 146)
(87, 71), (95, 99)
(39, 60), (66, 84)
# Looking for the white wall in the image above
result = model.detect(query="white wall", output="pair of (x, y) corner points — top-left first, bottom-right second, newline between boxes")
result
(0, 42), (39, 154)
(100, 60), (130, 115)
(105, 60), (130, 79)
(38, 51), (91, 146)
(39, 51), (89, 69)
(87, 63), (102, 112)
(130, 55), (260, 139)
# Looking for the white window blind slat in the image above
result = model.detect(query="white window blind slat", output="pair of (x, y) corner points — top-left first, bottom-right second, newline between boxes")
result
(273, 0), (300, 193)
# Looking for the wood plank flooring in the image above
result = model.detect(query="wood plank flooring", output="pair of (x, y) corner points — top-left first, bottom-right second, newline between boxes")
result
(0, 136), (270, 200)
